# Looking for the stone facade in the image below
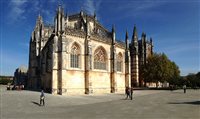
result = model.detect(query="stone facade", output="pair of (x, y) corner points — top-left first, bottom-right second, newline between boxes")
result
(27, 5), (153, 95)
(14, 66), (28, 86)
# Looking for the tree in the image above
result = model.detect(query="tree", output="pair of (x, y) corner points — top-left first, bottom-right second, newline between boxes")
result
(141, 53), (180, 87)
(185, 72), (200, 88)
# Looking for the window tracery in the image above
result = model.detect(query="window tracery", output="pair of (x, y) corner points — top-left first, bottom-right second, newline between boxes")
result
(94, 46), (107, 70)
(117, 52), (123, 72)
(70, 42), (80, 68)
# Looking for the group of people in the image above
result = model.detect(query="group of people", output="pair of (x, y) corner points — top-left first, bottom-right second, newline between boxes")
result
(39, 85), (188, 106)
(170, 84), (187, 93)
(125, 87), (134, 100)
(7, 84), (25, 90)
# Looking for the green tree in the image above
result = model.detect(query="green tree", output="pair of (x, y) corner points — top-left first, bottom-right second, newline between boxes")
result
(0, 76), (13, 85)
(141, 53), (180, 87)
(185, 72), (200, 88)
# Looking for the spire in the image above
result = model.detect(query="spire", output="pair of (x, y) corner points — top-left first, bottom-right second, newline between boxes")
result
(80, 9), (84, 16)
(132, 24), (138, 44)
(141, 32), (146, 43)
(38, 12), (41, 19)
(150, 37), (153, 46)
(36, 13), (43, 28)
(94, 11), (97, 20)
(111, 24), (116, 44)
(58, 4), (62, 12)
(86, 15), (90, 35)
(65, 12), (68, 20)
(125, 30), (129, 50)
(37, 13), (42, 21)
(150, 37), (152, 43)
(142, 32), (146, 38)
(55, 4), (65, 34)
(61, 7), (64, 16)
(150, 37), (153, 55)
(126, 30), (128, 40)
(112, 24), (115, 33)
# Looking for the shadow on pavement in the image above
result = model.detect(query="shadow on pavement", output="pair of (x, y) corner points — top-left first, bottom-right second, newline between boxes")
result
(31, 101), (41, 106)
(168, 101), (200, 105)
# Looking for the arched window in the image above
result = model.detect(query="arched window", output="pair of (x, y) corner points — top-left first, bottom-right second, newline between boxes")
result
(117, 52), (123, 72)
(94, 46), (107, 70)
(70, 42), (80, 68)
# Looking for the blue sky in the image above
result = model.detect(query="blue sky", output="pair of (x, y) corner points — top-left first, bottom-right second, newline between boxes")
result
(0, 0), (199, 76)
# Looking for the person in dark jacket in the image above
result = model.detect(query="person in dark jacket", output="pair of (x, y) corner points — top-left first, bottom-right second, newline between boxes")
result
(183, 85), (186, 93)
(125, 87), (130, 99)
(40, 90), (45, 106)
(130, 87), (134, 100)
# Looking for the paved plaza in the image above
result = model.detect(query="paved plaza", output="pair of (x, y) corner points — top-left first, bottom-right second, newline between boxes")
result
(0, 85), (199, 119)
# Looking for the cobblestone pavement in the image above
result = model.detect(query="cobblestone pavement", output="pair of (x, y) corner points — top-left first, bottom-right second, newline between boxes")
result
(0, 85), (200, 119)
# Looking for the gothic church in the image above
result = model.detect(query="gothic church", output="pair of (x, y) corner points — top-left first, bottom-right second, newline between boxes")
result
(27, 5), (153, 95)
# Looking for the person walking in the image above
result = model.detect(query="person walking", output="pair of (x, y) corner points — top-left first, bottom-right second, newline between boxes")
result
(125, 87), (130, 99)
(40, 90), (45, 106)
(130, 87), (134, 100)
(183, 85), (186, 93)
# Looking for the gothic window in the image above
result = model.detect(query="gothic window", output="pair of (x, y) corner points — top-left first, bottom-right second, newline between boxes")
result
(70, 42), (81, 68)
(94, 46), (107, 70)
(117, 52), (123, 72)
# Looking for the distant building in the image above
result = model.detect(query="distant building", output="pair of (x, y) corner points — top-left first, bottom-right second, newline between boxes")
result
(14, 66), (28, 86)
(27, 5), (153, 95)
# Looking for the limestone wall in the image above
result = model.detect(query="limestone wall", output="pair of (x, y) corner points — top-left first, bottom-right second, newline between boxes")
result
(49, 33), (127, 95)
(115, 73), (125, 93)
(89, 71), (110, 94)
(63, 70), (85, 95)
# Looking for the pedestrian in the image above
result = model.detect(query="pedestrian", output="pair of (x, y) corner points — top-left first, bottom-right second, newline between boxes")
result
(183, 85), (186, 93)
(170, 85), (173, 91)
(125, 87), (130, 99)
(40, 90), (45, 106)
(130, 87), (134, 100)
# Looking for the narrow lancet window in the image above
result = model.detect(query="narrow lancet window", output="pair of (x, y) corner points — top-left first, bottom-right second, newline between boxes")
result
(117, 53), (123, 72)
(70, 43), (80, 68)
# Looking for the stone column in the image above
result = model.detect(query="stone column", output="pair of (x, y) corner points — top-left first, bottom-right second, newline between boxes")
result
(57, 35), (62, 95)
(110, 25), (116, 93)
(51, 35), (58, 94)
(84, 36), (92, 94)
(61, 35), (67, 94)
(110, 46), (116, 93)
(132, 54), (139, 87)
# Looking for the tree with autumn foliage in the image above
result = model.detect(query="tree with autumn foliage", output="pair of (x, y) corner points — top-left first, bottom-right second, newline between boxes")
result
(141, 53), (180, 87)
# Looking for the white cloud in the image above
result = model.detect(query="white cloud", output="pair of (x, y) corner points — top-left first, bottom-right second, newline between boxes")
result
(8, 0), (28, 23)
(31, 0), (40, 12)
(83, 0), (95, 14)
(83, 0), (102, 15)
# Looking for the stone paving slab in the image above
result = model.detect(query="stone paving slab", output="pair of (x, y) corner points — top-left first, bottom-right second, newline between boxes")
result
(0, 85), (199, 119)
